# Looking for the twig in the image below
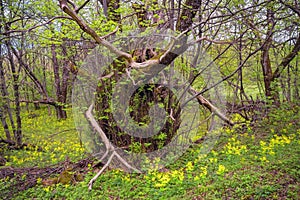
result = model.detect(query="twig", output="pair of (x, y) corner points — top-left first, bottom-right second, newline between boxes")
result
(169, 108), (175, 121)
(3, 16), (73, 35)
(159, 29), (189, 63)
(188, 37), (236, 45)
(85, 104), (111, 152)
(100, 26), (119, 39)
(49, 129), (77, 138)
(126, 68), (137, 85)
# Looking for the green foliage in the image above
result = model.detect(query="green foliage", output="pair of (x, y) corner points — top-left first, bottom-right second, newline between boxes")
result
(1, 104), (299, 199)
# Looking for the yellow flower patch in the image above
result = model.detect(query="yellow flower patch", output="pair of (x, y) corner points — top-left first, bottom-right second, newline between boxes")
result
(223, 137), (247, 155)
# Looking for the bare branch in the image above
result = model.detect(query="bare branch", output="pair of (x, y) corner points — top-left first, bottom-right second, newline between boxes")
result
(101, 26), (119, 39)
(159, 30), (188, 63)
(2, 16), (73, 35)
(58, 0), (132, 61)
(183, 45), (264, 109)
(130, 59), (159, 69)
(279, 0), (300, 17)
(75, 0), (90, 13)
(188, 37), (236, 45)
(85, 104), (111, 151)
(66, 0), (77, 9)
(273, 34), (300, 79)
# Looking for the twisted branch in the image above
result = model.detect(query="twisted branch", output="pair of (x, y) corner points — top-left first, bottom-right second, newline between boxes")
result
(85, 103), (141, 190)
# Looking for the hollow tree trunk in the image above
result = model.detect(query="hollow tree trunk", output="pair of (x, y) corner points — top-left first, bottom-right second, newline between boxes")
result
(93, 0), (201, 153)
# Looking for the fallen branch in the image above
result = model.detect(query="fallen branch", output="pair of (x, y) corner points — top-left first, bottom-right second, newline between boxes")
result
(19, 99), (60, 107)
(49, 129), (77, 138)
(0, 157), (93, 199)
(85, 103), (141, 190)
(189, 88), (234, 126)
(0, 138), (43, 151)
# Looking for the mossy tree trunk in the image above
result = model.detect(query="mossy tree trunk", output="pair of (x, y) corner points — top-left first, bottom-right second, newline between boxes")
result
(95, 51), (182, 153)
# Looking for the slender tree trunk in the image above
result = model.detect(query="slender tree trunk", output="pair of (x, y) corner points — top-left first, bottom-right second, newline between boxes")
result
(260, 9), (279, 104)
(0, 5), (12, 141)
(286, 65), (291, 102)
(99, 0), (121, 29)
(0, 62), (16, 141)
(0, 108), (11, 140)
(132, 2), (148, 31)
(10, 45), (49, 101)
(6, 42), (22, 146)
(41, 50), (51, 115)
(169, 0), (175, 30)
(294, 58), (299, 101)
(31, 89), (40, 110)
(51, 44), (64, 119)
(261, 46), (273, 98)
(60, 44), (70, 119)
(51, 44), (68, 119)
(0, 59), (11, 140)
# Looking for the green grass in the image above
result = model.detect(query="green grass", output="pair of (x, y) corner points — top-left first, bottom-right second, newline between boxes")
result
(1, 107), (86, 168)
(0, 104), (299, 199)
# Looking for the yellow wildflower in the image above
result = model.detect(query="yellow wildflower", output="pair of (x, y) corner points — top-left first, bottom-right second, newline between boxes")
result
(216, 164), (226, 175)
(186, 161), (194, 171)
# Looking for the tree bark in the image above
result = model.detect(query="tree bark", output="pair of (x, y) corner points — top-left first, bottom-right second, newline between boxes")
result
(51, 44), (67, 119)
(0, 48), (12, 140)
(5, 41), (22, 146)
(293, 58), (299, 101)
(260, 8), (278, 102)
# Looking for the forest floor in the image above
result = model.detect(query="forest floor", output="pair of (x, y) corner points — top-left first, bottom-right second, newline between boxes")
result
(0, 103), (299, 199)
